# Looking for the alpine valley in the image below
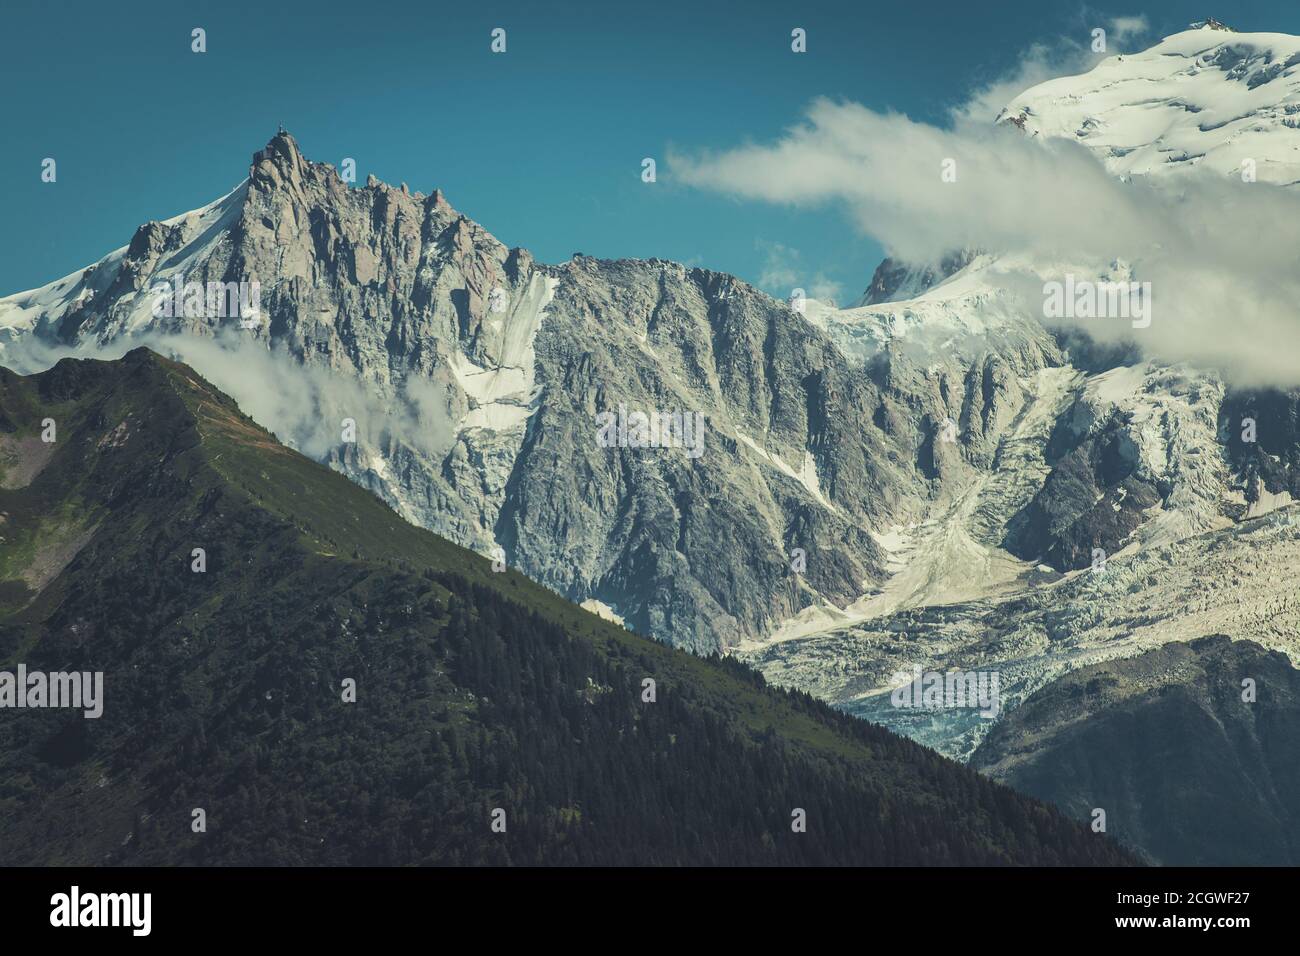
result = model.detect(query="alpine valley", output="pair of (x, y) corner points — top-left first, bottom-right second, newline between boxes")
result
(0, 349), (1127, 865)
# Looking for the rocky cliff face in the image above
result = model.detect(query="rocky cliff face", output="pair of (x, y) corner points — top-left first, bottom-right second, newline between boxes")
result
(3, 132), (1051, 652)
(856, 250), (976, 307)
(0, 127), (1281, 659)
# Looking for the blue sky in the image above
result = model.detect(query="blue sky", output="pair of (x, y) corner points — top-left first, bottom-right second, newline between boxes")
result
(3, 0), (1299, 300)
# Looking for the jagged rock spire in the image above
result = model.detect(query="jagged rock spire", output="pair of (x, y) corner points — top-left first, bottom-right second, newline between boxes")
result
(1190, 17), (1236, 32)
(251, 129), (307, 188)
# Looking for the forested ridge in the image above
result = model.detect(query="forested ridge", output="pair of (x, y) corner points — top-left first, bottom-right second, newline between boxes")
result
(0, 350), (1134, 865)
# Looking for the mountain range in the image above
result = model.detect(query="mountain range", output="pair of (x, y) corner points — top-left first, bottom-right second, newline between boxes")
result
(4, 19), (1300, 865)
(0, 348), (1128, 864)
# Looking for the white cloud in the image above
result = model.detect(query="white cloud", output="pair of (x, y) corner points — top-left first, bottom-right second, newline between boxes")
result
(669, 53), (1300, 386)
(756, 240), (801, 290)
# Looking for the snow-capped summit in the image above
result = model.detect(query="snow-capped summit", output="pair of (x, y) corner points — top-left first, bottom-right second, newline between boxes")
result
(839, 24), (1300, 368)
(743, 25), (1300, 753)
(999, 25), (1300, 185)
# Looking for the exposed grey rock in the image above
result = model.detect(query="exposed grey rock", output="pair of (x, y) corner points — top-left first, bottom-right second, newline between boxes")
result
(2, 132), (1040, 652)
(0, 132), (1262, 660)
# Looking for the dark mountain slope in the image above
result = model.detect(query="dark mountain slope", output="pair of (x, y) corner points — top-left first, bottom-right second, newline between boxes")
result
(0, 349), (1131, 865)
(973, 636), (1300, 865)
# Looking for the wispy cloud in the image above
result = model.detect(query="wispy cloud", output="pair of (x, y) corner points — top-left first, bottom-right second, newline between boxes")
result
(756, 240), (842, 303)
(950, 38), (1103, 128)
(2, 331), (456, 464)
(1107, 14), (1151, 44)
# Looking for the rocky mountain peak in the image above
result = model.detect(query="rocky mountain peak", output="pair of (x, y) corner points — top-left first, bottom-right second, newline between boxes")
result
(251, 129), (307, 179)
(0, 110), (1278, 669)
(857, 250), (977, 307)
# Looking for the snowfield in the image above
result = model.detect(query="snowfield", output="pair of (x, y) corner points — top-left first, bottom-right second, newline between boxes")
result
(1001, 28), (1300, 186)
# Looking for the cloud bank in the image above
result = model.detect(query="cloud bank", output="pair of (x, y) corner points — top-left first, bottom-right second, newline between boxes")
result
(669, 87), (1300, 385)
